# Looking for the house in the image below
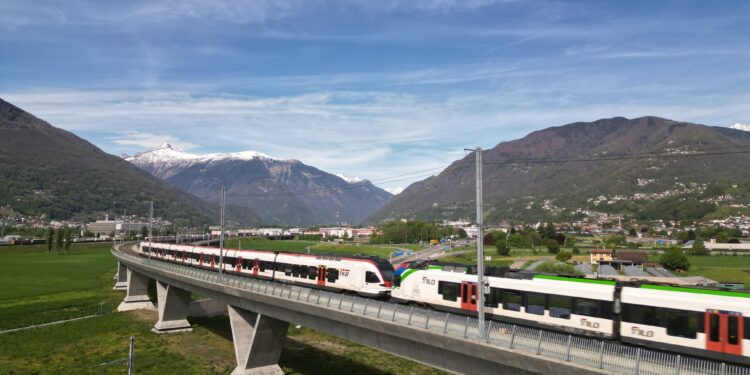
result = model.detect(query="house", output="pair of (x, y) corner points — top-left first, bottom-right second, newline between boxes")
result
(590, 249), (613, 265)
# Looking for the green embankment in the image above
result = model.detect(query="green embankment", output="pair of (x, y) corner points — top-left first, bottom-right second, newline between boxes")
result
(0, 243), (445, 374)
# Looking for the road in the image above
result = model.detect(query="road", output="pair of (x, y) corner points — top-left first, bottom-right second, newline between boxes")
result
(390, 240), (475, 265)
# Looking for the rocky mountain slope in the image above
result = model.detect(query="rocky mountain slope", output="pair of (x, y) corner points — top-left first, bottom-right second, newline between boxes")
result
(368, 116), (750, 223)
(127, 144), (392, 226)
(0, 98), (240, 224)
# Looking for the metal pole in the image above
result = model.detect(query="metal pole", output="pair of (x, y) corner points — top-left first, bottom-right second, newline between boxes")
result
(219, 187), (225, 280)
(127, 336), (134, 375)
(148, 201), (153, 259)
(474, 147), (486, 338)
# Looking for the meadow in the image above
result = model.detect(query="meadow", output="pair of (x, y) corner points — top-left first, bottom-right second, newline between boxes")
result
(0, 242), (444, 374)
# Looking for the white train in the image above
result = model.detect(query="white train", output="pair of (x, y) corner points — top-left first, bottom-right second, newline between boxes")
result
(139, 242), (393, 297)
(393, 261), (750, 366)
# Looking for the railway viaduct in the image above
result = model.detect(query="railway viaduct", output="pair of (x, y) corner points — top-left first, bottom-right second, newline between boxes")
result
(111, 243), (746, 375)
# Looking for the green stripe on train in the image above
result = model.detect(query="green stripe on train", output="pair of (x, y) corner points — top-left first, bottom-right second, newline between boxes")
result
(533, 274), (616, 286)
(641, 284), (750, 299)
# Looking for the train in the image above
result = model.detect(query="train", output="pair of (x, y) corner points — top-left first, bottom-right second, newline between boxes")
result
(138, 242), (749, 366)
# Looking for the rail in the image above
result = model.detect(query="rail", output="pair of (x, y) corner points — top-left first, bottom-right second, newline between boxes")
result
(113, 244), (750, 375)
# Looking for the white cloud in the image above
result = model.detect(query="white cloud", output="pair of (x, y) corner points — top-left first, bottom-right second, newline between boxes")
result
(385, 187), (404, 195)
(731, 123), (750, 132)
(109, 131), (198, 151)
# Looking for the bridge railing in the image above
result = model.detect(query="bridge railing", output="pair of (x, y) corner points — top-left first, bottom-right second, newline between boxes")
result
(114, 246), (749, 375)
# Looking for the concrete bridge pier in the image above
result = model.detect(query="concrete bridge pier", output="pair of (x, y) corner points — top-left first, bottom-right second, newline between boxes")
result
(117, 269), (155, 312)
(113, 261), (128, 290)
(153, 281), (192, 333)
(228, 305), (289, 375)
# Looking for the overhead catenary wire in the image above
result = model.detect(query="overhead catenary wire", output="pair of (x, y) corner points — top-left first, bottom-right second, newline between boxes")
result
(221, 145), (750, 199)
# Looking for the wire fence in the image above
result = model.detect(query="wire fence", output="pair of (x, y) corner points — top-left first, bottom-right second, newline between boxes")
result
(0, 303), (115, 334)
(116, 246), (750, 375)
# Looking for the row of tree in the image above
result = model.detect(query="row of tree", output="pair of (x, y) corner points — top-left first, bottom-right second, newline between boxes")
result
(45, 227), (73, 255)
(484, 222), (578, 256)
(370, 221), (462, 245)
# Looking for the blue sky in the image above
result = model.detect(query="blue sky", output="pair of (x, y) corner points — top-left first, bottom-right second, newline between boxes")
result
(2, 0), (749, 193)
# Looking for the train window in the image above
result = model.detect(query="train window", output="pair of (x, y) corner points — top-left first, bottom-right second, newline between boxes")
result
(291, 265), (300, 277)
(260, 261), (271, 272)
(502, 290), (522, 311)
(438, 281), (459, 302)
(284, 264), (292, 276)
(308, 266), (317, 279)
(709, 314), (720, 342)
(485, 287), (502, 307)
(365, 271), (380, 283)
(548, 295), (572, 319)
(665, 310), (697, 339)
(525, 293), (546, 315)
(622, 304), (658, 326)
(327, 268), (339, 282)
(574, 298), (602, 318)
(728, 316), (739, 345)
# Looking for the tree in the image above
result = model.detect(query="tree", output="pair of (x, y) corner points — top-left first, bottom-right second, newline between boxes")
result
(45, 228), (54, 255)
(55, 229), (64, 255)
(564, 235), (576, 247)
(571, 246), (581, 255)
(556, 251), (572, 262)
(64, 228), (72, 254)
(483, 232), (497, 247)
(716, 231), (729, 243)
(660, 247), (690, 271)
(496, 242), (510, 256)
(140, 226), (148, 239)
(690, 238), (708, 256)
(628, 227), (637, 236)
(543, 238), (560, 254)
(457, 228), (467, 239)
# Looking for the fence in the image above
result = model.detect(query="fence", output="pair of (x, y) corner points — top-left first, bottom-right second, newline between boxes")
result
(115, 246), (750, 375)
(0, 303), (115, 334)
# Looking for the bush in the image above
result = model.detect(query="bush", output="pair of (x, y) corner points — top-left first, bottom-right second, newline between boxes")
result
(534, 261), (582, 275)
(572, 246), (581, 255)
(556, 251), (572, 262)
(660, 246), (690, 271)
(690, 239), (709, 256)
(564, 235), (577, 247)
(496, 242), (510, 256)
(543, 238), (560, 254)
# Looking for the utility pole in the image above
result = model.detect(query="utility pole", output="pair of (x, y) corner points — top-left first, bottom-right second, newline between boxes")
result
(219, 187), (226, 280)
(148, 201), (153, 259)
(467, 146), (487, 338)
(127, 336), (134, 375)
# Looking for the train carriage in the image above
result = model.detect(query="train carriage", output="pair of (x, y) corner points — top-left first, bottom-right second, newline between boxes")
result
(620, 284), (750, 365)
(138, 242), (392, 298)
(392, 265), (615, 337)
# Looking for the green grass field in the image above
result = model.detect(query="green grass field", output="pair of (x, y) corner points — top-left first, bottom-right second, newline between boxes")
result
(686, 255), (750, 286)
(222, 238), (422, 258)
(0, 243), (445, 374)
(0, 242), (119, 329)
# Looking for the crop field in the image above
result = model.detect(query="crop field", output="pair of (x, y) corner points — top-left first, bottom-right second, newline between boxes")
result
(0, 242), (444, 374)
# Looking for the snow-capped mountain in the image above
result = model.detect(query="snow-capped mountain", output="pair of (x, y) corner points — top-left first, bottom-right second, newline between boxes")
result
(127, 144), (392, 226)
(731, 123), (750, 132)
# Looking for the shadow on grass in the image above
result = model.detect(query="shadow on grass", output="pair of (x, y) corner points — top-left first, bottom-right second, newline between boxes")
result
(191, 315), (397, 375)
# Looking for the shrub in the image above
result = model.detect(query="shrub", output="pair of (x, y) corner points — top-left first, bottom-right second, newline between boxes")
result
(543, 238), (560, 254)
(660, 246), (690, 271)
(572, 246), (581, 255)
(496, 242), (510, 256)
(556, 251), (572, 262)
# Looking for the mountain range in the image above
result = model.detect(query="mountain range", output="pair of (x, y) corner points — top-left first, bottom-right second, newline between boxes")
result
(0, 98), (225, 225)
(126, 144), (392, 226)
(368, 116), (750, 224)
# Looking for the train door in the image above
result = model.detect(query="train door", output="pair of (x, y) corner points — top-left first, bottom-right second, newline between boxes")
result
(210, 255), (215, 270)
(705, 310), (743, 356)
(460, 281), (478, 311)
(317, 266), (327, 286)
(236, 256), (243, 273)
(253, 258), (260, 276)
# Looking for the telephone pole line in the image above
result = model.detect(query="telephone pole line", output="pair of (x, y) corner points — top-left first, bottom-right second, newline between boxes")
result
(219, 186), (226, 280)
(469, 147), (487, 338)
